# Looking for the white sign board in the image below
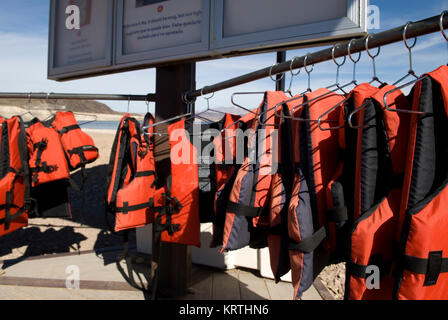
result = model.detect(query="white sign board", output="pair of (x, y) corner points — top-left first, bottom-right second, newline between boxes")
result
(116, 0), (209, 65)
(48, 0), (367, 80)
(48, 0), (114, 79)
(215, 0), (363, 52)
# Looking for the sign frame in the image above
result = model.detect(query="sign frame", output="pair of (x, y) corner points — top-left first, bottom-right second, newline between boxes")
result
(212, 0), (366, 53)
(47, 0), (115, 79)
(48, 0), (368, 81)
(115, 0), (211, 66)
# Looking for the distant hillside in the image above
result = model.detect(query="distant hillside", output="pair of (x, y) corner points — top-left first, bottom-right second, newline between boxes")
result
(0, 99), (119, 115)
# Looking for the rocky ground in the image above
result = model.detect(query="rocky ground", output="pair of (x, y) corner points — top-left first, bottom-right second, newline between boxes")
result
(319, 263), (346, 300)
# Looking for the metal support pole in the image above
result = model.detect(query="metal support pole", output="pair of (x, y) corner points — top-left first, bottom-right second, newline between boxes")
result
(185, 13), (448, 100)
(276, 51), (286, 92)
(0, 92), (155, 102)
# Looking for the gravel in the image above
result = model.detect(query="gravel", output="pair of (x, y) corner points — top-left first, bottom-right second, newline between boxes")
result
(318, 263), (346, 300)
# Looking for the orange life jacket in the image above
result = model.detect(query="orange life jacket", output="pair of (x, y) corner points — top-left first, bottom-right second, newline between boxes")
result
(393, 65), (448, 300)
(155, 118), (200, 247)
(48, 111), (99, 171)
(220, 91), (289, 252)
(0, 116), (31, 237)
(105, 114), (156, 232)
(287, 89), (346, 299)
(26, 119), (70, 187)
(345, 84), (411, 300)
(114, 113), (157, 232)
(211, 111), (256, 248)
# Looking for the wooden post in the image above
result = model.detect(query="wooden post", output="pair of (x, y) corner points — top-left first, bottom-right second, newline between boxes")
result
(151, 62), (196, 298)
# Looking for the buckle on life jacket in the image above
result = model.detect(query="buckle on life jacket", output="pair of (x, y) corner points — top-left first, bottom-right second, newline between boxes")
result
(151, 193), (183, 237)
(34, 162), (58, 174)
(33, 138), (48, 152)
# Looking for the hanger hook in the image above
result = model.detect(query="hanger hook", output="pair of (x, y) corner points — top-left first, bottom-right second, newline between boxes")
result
(331, 43), (347, 67)
(332, 43), (346, 85)
(182, 92), (195, 114)
(269, 63), (285, 83)
(365, 34), (381, 83)
(403, 21), (417, 75)
(286, 56), (301, 95)
(348, 39), (361, 84)
(201, 87), (214, 100)
(289, 56), (301, 77)
(348, 39), (362, 64)
(127, 96), (131, 113)
(304, 54), (314, 92)
(201, 86), (214, 111)
(145, 96), (150, 113)
(440, 10), (448, 41)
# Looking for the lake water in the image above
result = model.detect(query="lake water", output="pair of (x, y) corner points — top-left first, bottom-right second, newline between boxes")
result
(80, 121), (121, 131)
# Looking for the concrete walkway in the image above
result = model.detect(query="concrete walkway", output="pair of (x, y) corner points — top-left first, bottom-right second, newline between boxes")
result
(0, 249), (331, 300)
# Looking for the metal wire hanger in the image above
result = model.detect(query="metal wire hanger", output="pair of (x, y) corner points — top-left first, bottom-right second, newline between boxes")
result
(317, 39), (362, 131)
(278, 43), (355, 122)
(195, 87), (227, 122)
(393, 21), (419, 86)
(142, 94), (193, 134)
(285, 56), (301, 97)
(378, 12), (448, 117)
(19, 93), (35, 119)
(366, 34), (385, 86)
(256, 53), (314, 125)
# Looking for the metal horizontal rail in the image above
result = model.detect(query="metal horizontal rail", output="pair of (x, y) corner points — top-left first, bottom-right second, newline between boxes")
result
(0, 92), (156, 102)
(185, 13), (448, 101)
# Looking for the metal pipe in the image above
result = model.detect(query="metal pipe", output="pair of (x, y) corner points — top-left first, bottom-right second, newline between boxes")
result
(185, 13), (448, 101)
(0, 92), (156, 102)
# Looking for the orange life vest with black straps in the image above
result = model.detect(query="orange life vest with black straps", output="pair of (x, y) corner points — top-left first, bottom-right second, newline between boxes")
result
(47, 111), (99, 171)
(345, 84), (411, 300)
(211, 110), (256, 248)
(0, 116), (31, 237)
(151, 118), (201, 247)
(105, 113), (156, 232)
(287, 88), (346, 299)
(392, 65), (448, 300)
(220, 91), (288, 252)
(26, 119), (70, 187)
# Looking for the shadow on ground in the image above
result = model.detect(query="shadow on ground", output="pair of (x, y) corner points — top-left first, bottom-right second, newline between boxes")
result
(0, 164), (136, 265)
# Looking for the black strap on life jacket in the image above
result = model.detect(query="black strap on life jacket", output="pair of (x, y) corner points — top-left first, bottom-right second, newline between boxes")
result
(226, 201), (264, 217)
(31, 138), (58, 184)
(396, 252), (448, 286)
(68, 145), (99, 225)
(288, 169), (349, 255)
(0, 122), (10, 179)
(58, 125), (80, 135)
(104, 119), (130, 233)
(151, 176), (182, 238)
(347, 254), (393, 279)
(1, 117), (32, 231)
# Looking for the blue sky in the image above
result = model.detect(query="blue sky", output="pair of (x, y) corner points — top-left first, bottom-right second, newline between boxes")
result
(0, 0), (447, 113)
